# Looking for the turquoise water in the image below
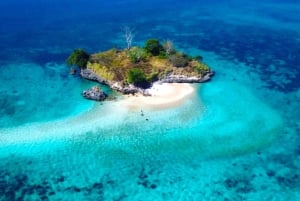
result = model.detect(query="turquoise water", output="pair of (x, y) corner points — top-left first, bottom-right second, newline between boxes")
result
(0, 62), (95, 128)
(0, 0), (299, 200)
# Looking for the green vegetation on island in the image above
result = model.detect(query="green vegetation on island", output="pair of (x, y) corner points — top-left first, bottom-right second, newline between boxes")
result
(67, 39), (212, 90)
(66, 49), (90, 68)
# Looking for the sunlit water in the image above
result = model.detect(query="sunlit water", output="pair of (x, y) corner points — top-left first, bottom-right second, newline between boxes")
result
(0, 0), (299, 200)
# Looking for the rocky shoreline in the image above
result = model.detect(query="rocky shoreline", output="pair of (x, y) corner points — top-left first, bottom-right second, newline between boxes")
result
(158, 71), (214, 83)
(80, 68), (214, 97)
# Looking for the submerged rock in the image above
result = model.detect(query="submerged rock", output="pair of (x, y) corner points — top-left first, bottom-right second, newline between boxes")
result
(69, 68), (76, 75)
(82, 86), (107, 101)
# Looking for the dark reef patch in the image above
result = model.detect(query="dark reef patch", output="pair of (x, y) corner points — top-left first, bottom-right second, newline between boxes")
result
(266, 170), (276, 177)
(276, 174), (300, 189)
(0, 170), (53, 201)
(137, 167), (158, 190)
(224, 177), (253, 194)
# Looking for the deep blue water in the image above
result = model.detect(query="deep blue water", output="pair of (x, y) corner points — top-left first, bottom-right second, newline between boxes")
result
(0, 0), (299, 200)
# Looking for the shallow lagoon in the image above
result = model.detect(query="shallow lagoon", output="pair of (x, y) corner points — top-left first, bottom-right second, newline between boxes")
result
(0, 0), (299, 200)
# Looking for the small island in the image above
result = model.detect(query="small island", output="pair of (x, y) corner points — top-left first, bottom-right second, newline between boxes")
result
(67, 39), (213, 101)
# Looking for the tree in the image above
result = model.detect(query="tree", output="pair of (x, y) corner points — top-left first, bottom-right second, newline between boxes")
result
(66, 49), (90, 68)
(127, 68), (149, 88)
(162, 40), (174, 55)
(144, 39), (163, 56)
(123, 26), (134, 50)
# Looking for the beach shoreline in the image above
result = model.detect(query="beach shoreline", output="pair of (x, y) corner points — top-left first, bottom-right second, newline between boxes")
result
(119, 83), (196, 110)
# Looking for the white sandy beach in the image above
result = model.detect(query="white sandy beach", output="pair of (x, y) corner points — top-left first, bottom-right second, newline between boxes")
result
(119, 83), (195, 110)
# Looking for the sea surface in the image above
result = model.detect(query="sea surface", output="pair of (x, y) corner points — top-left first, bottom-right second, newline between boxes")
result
(0, 0), (299, 200)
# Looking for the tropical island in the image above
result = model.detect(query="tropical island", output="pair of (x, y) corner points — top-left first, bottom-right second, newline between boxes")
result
(67, 38), (213, 101)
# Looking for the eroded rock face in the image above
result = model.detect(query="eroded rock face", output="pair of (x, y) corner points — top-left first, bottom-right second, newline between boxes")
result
(110, 82), (150, 95)
(80, 69), (108, 84)
(82, 86), (107, 101)
(81, 69), (149, 95)
(159, 70), (214, 83)
(80, 68), (214, 98)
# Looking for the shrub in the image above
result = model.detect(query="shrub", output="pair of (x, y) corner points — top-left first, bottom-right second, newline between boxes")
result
(158, 51), (168, 59)
(127, 68), (149, 88)
(186, 55), (203, 61)
(169, 53), (189, 67)
(193, 63), (209, 75)
(193, 55), (203, 61)
(128, 47), (147, 63)
(146, 72), (159, 82)
(66, 49), (90, 68)
(144, 39), (163, 56)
